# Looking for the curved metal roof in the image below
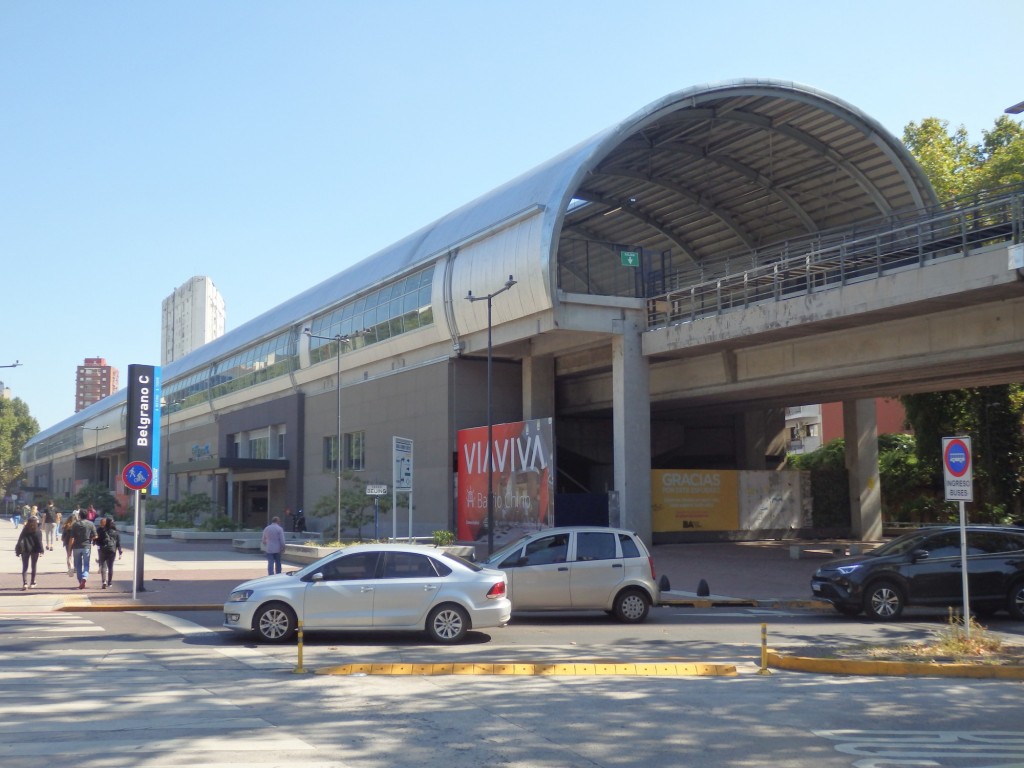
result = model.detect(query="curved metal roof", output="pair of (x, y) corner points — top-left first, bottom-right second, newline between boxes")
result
(27, 79), (935, 445)
(554, 79), (938, 285)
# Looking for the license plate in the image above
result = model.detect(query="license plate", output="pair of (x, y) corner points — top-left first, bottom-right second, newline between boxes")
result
(811, 583), (821, 592)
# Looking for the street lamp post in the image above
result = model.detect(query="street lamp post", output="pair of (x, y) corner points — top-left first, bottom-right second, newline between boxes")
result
(304, 328), (350, 540)
(0, 361), (21, 369)
(83, 426), (109, 485)
(466, 275), (517, 555)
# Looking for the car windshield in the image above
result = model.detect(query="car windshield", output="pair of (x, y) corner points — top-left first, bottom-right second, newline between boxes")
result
(868, 530), (934, 557)
(484, 536), (530, 566)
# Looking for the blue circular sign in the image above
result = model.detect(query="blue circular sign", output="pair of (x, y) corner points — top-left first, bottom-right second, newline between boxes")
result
(123, 460), (152, 490)
(944, 439), (970, 477)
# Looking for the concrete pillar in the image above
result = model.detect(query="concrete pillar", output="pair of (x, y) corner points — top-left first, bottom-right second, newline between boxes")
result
(737, 411), (767, 470)
(522, 355), (555, 420)
(843, 399), (882, 540)
(612, 316), (652, 544)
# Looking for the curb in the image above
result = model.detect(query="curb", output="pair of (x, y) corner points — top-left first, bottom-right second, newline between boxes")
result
(314, 661), (738, 677)
(60, 603), (223, 612)
(768, 650), (1024, 679)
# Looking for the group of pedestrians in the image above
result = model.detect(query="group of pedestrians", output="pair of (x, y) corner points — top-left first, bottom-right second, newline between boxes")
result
(15, 504), (124, 590)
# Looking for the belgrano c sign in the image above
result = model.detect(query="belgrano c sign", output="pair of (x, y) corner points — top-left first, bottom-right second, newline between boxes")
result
(125, 364), (162, 481)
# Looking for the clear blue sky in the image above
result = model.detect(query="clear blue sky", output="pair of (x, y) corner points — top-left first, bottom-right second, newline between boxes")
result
(3, 1), (1023, 432)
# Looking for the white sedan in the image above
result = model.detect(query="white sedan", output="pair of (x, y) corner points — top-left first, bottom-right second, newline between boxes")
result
(224, 543), (511, 644)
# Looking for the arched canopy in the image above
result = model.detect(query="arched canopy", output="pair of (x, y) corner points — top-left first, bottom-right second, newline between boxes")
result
(553, 79), (938, 294)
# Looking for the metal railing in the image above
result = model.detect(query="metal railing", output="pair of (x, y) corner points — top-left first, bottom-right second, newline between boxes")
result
(647, 186), (1024, 329)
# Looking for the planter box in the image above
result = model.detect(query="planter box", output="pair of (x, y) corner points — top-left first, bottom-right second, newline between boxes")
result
(171, 530), (261, 541)
(284, 544), (341, 564)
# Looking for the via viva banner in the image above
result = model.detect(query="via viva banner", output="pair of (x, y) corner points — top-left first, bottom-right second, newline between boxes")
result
(457, 417), (554, 544)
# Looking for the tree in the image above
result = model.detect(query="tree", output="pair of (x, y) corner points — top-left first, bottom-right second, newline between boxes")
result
(0, 397), (39, 499)
(73, 483), (116, 516)
(311, 471), (392, 541)
(164, 493), (218, 528)
(902, 114), (1024, 201)
(899, 113), (1024, 523)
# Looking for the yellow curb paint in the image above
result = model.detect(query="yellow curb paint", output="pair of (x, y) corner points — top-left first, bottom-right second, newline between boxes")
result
(313, 660), (739, 677)
(768, 651), (1024, 680)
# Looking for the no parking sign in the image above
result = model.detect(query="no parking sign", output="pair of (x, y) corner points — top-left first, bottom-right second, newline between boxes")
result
(942, 436), (973, 502)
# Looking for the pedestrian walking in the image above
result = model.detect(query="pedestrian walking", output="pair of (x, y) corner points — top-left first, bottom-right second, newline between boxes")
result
(95, 516), (122, 589)
(42, 502), (57, 550)
(15, 516), (44, 589)
(69, 513), (97, 588)
(61, 512), (79, 577)
(53, 510), (63, 547)
(262, 515), (286, 575)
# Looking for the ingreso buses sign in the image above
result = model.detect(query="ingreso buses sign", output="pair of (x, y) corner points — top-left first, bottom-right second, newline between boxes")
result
(942, 436), (973, 502)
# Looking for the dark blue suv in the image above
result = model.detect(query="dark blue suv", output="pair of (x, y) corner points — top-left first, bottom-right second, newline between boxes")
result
(811, 526), (1024, 620)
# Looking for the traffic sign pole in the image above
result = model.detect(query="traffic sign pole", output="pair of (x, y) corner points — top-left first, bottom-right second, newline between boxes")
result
(942, 436), (973, 637)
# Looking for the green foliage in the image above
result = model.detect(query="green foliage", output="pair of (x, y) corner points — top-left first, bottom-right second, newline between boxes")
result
(902, 115), (1024, 200)
(432, 529), (455, 546)
(198, 515), (242, 532)
(311, 471), (391, 540)
(0, 397), (39, 497)
(789, 432), (970, 526)
(163, 493), (218, 528)
(788, 438), (845, 471)
(900, 386), (1024, 523)
(73, 483), (116, 516)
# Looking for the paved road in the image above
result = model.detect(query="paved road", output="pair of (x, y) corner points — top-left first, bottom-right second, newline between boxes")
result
(1, 613), (1021, 768)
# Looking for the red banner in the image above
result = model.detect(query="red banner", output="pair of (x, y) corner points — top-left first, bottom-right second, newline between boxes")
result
(457, 418), (554, 544)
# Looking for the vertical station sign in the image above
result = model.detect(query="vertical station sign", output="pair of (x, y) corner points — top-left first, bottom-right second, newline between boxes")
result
(125, 365), (162, 486)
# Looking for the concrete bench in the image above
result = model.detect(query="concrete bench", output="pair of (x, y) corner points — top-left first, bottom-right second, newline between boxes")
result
(789, 542), (865, 559)
(232, 538), (262, 551)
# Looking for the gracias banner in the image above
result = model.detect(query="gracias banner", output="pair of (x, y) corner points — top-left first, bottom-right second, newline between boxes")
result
(651, 469), (739, 532)
(457, 417), (554, 544)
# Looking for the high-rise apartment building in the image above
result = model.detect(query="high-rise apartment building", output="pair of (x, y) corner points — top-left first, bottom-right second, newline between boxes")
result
(161, 276), (226, 365)
(75, 358), (119, 412)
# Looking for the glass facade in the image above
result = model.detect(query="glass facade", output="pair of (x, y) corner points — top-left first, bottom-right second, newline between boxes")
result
(307, 266), (434, 363)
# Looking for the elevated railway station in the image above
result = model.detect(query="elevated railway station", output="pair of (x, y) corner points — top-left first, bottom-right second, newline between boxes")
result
(21, 79), (1024, 544)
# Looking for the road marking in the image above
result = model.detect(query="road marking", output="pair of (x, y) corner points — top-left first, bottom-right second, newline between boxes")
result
(136, 611), (293, 668)
(0, 613), (104, 637)
(815, 730), (1024, 765)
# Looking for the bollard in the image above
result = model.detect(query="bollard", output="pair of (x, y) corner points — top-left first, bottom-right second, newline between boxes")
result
(292, 620), (307, 674)
(757, 622), (772, 675)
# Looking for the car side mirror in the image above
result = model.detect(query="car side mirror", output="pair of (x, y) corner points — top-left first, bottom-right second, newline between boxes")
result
(310, 572), (324, 582)
(911, 549), (930, 563)
(516, 556), (529, 567)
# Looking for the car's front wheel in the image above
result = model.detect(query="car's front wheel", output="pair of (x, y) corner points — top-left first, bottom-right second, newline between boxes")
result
(864, 581), (904, 620)
(1007, 580), (1024, 621)
(427, 604), (469, 644)
(254, 602), (297, 643)
(613, 588), (651, 623)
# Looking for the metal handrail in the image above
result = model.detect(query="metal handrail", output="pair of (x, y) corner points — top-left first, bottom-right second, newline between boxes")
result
(647, 186), (1024, 329)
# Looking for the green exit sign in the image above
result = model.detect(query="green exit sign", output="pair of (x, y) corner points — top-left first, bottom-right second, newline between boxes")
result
(620, 250), (639, 267)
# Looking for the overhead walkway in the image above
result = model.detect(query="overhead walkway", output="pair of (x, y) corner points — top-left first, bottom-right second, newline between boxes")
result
(647, 185), (1024, 328)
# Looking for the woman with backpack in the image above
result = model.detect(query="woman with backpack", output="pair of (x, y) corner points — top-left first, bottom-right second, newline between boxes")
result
(95, 516), (122, 589)
(15, 516), (44, 590)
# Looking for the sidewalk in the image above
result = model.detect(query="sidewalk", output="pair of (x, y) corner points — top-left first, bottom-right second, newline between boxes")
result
(0, 518), (832, 613)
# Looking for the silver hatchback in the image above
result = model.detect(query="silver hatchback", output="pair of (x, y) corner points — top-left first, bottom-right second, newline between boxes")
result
(482, 526), (660, 622)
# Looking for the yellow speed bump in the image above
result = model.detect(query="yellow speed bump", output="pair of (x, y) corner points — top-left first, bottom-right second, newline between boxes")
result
(315, 661), (737, 677)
